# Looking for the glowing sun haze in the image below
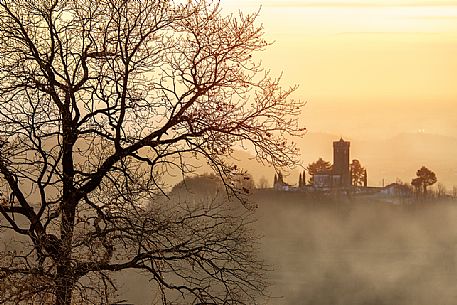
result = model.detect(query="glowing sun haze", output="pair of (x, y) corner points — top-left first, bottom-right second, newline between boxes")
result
(223, 0), (457, 139)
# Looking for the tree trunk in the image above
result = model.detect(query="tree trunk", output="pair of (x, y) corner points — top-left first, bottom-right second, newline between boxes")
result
(57, 107), (76, 305)
(55, 204), (76, 305)
(56, 265), (74, 305)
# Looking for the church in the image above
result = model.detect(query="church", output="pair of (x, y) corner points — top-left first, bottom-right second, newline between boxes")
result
(272, 138), (367, 190)
(313, 138), (366, 189)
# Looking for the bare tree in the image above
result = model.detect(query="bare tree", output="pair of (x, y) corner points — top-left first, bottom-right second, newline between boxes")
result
(437, 183), (447, 198)
(0, 0), (305, 304)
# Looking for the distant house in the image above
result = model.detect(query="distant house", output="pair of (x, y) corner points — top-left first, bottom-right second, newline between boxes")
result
(313, 170), (341, 189)
(381, 183), (411, 197)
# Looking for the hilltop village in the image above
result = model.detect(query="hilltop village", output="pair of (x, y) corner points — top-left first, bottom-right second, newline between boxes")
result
(274, 138), (365, 190)
(269, 138), (450, 204)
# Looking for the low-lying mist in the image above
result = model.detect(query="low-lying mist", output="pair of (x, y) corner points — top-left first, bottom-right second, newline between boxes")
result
(255, 191), (457, 305)
(85, 189), (457, 304)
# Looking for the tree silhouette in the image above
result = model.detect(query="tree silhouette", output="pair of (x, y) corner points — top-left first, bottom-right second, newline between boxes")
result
(411, 177), (423, 195)
(350, 159), (365, 187)
(412, 166), (437, 196)
(307, 158), (332, 184)
(437, 183), (447, 198)
(0, 1), (305, 304)
(276, 171), (284, 185)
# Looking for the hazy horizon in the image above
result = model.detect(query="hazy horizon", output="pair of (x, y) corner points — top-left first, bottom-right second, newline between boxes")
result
(217, 131), (457, 190)
(217, 0), (457, 189)
(223, 0), (457, 139)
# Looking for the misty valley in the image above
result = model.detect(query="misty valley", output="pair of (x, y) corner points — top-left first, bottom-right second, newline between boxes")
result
(100, 188), (457, 305)
(256, 192), (457, 305)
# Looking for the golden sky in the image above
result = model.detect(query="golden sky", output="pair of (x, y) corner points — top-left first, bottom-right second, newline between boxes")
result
(223, 0), (457, 139)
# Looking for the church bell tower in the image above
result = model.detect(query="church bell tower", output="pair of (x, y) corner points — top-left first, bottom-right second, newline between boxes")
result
(333, 138), (350, 187)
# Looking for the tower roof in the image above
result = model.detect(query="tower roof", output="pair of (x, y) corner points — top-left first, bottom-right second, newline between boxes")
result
(333, 137), (350, 145)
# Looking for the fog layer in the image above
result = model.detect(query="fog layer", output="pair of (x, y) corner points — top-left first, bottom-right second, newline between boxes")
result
(255, 192), (457, 305)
